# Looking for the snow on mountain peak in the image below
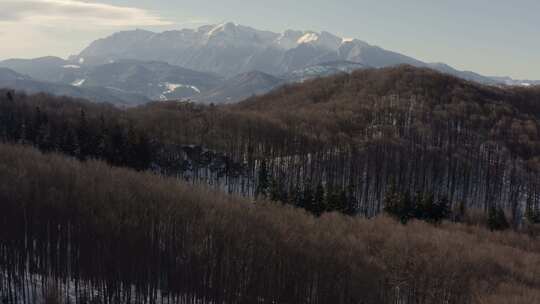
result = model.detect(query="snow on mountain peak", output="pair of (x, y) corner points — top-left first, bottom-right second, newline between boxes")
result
(207, 22), (238, 36)
(274, 30), (304, 49)
(293, 30), (344, 50)
(203, 22), (279, 48)
(297, 32), (320, 44)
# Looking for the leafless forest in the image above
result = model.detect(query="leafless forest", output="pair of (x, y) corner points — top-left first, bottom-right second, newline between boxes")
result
(2, 66), (540, 303)
(1, 143), (540, 303)
(3, 67), (540, 222)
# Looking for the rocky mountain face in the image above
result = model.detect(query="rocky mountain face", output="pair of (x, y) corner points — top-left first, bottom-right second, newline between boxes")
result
(70, 23), (423, 77)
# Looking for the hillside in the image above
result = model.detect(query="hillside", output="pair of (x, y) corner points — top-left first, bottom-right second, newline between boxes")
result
(1, 142), (540, 303)
(135, 66), (540, 221)
(194, 71), (285, 103)
(0, 68), (150, 106)
(3, 66), (540, 226)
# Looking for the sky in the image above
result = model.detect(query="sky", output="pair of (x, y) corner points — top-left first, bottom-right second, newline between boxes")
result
(0, 0), (538, 79)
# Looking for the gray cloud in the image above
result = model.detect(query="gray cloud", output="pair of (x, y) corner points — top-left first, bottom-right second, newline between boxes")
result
(0, 0), (171, 26)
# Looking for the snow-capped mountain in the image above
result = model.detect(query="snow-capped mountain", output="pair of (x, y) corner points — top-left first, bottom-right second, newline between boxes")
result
(69, 22), (424, 77)
(69, 22), (536, 88)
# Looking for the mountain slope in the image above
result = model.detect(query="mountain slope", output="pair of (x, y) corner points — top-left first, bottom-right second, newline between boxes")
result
(195, 71), (284, 103)
(0, 56), (85, 83)
(284, 61), (370, 83)
(70, 22), (535, 86)
(0, 68), (149, 106)
(71, 23), (420, 76)
(80, 60), (223, 100)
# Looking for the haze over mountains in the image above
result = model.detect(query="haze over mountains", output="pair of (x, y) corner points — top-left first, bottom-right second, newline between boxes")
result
(0, 22), (538, 105)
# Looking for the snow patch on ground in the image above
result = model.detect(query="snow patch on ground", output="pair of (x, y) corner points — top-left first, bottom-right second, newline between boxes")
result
(63, 64), (81, 69)
(161, 82), (201, 94)
(71, 79), (85, 86)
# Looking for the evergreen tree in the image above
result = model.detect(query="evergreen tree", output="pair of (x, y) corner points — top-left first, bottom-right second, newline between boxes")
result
(415, 192), (435, 221)
(95, 115), (108, 159)
(384, 181), (410, 224)
(325, 185), (340, 212)
(454, 200), (467, 222)
(337, 189), (348, 214)
(344, 184), (357, 216)
(313, 182), (326, 216)
(269, 177), (281, 202)
(61, 126), (78, 157)
(431, 196), (451, 224)
(107, 123), (127, 166)
(76, 109), (90, 161)
(525, 197), (540, 224)
(255, 160), (269, 198)
(496, 208), (510, 231)
(402, 191), (414, 222)
(36, 123), (53, 152)
(303, 183), (314, 212)
(488, 206), (510, 231)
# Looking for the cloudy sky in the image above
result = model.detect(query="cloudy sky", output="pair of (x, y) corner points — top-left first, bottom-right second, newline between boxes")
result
(0, 0), (538, 79)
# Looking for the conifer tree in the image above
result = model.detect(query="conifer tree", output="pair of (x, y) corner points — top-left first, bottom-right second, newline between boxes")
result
(432, 196), (451, 224)
(255, 160), (269, 198)
(303, 183), (314, 212)
(344, 185), (357, 216)
(525, 198), (540, 224)
(454, 200), (467, 222)
(313, 182), (326, 216)
(269, 177), (281, 202)
(384, 181), (411, 224)
(77, 109), (90, 160)
(488, 206), (510, 231)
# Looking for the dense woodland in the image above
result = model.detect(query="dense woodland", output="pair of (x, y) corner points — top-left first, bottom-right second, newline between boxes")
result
(3, 66), (540, 303)
(2, 143), (540, 304)
(3, 66), (540, 225)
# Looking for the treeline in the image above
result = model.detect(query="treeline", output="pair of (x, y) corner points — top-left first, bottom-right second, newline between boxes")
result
(2, 142), (540, 303)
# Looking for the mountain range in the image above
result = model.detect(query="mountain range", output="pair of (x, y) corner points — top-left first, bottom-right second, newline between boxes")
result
(0, 22), (538, 105)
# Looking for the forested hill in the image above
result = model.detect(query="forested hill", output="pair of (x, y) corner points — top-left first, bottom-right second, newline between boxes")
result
(235, 65), (540, 160)
(3, 65), (540, 225)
